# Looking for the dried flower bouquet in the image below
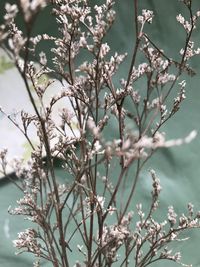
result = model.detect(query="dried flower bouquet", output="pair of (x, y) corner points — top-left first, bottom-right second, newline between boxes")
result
(0, 0), (200, 266)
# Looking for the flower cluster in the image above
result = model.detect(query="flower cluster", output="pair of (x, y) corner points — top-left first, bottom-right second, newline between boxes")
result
(13, 228), (41, 256)
(131, 171), (200, 267)
(100, 213), (133, 264)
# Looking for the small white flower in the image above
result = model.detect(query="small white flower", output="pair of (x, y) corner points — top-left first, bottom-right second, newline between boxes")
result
(176, 14), (185, 24)
(99, 43), (110, 59)
(96, 195), (105, 210)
